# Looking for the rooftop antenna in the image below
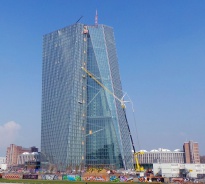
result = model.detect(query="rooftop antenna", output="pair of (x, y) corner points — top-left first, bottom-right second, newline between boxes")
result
(76, 16), (83, 23)
(95, 10), (98, 26)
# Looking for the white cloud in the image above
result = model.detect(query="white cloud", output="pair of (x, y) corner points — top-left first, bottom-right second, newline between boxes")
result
(0, 121), (21, 155)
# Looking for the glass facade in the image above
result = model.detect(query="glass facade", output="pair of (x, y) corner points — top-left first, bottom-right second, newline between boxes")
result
(41, 23), (133, 170)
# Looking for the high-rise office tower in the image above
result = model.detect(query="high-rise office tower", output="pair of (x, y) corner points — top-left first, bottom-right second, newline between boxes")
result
(183, 141), (200, 164)
(41, 22), (133, 170)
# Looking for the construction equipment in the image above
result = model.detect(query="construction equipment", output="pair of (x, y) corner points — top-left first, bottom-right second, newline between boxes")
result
(134, 151), (144, 172)
(81, 67), (127, 109)
(81, 66), (144, 173)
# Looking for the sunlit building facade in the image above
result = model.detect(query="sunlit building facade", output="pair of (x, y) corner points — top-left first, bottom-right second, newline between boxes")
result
(137, 148), (185, 164)
(6, 144), (38, 167)
(41, 23), (133, 170)
(183, 141), (200, 164)
(17, 152), (40, 165)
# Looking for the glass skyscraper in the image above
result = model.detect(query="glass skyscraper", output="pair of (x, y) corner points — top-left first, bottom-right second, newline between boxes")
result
(41, 23), (133, 170)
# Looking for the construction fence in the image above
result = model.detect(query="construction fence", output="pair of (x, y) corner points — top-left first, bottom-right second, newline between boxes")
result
(2, 173), (137, 182)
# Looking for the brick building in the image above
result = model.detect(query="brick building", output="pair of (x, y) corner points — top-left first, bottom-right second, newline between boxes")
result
(183, 141), (200, 164)
(6, 144), (38, 167)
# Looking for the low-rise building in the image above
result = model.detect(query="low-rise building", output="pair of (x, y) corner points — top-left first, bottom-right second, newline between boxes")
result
(153, 163), (205, 178)
(137, 148), (185, 164)
(0, 157), (6, 164)
(6, 144), (38, 167)
(17, 152), (40, 165)
(0, 157), (7, 170)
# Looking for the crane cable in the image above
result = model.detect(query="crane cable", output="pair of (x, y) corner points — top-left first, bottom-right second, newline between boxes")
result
(110, 86), (141, 151)
(82, 66), (141, 151)
(125, 94), (141, 151)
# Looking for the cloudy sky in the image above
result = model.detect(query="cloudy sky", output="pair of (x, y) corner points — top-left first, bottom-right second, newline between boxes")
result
(0, 0), (205, 156)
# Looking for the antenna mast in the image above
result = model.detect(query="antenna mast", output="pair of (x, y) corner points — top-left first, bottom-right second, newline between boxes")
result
(95, 10), (98, 26)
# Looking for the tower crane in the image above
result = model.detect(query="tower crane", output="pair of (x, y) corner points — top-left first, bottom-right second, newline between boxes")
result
(81, 66), (144, 172)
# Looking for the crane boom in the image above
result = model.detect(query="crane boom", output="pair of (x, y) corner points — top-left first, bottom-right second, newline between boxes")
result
(81, 66), (144, 172)
(81, 67), (125, 108)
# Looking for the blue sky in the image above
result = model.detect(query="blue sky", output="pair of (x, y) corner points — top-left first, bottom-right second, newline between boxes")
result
(0, 0), (204, 156)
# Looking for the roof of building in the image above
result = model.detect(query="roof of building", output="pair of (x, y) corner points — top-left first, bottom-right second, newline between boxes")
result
(139, 148), (183, 153)
(22, 152), (39, 155)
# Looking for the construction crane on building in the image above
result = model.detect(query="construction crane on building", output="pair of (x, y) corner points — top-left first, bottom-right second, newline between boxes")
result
(81, 67), (128, 108)
(81, 66), (144, 173)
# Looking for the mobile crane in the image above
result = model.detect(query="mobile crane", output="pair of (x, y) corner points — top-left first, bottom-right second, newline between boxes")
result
(81, 66), (144, 173)
(134, 151), (144, 172)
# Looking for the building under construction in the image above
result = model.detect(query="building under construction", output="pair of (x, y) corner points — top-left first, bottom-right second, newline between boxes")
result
(41, 16), (134, 170)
